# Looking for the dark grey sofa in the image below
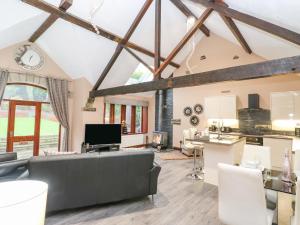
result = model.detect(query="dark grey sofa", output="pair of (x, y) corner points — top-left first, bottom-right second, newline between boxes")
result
(28, 150), (161, 212)
(0, 153), (28, 181)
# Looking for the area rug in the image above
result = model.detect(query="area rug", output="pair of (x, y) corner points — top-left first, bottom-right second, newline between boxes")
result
(158, 150), (191, 160)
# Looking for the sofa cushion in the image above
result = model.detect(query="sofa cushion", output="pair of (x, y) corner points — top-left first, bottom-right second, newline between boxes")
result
(96, 150), (154, 204)
(0, 159), (28, 177)
(0, 153), (17, 163)
(29, 153), (100, 212)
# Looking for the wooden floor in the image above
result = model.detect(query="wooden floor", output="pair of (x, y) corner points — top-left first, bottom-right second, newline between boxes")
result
(46, 153), (222, 225)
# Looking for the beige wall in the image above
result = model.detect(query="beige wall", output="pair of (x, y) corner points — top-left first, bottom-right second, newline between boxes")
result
(0, 42), (155, 151)
(0, 42), (70, 80)
(172, 33), (300, 148)
(71, 77), (104, 152)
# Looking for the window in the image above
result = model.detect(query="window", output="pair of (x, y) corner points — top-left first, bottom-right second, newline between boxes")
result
(0, 84), (60, 157)
(103, 103), (148, 134)
(114, 104), (121, 124)
(0, 101), (9, 153)
(125, 63), (153, 85)
(104, 103), (110, 124)
(136, 106), (142, 133)
(125, 105), (131, 133)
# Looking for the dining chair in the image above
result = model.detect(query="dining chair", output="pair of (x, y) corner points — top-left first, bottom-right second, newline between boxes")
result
(218, 163), (275, 225)
(291, 180), (300, 225)
(241, 145), (277, 207)
(241, 145), (271, 170)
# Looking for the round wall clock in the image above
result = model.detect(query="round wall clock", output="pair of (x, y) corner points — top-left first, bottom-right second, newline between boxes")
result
(194, 104), (203, 114)
(190, 115), (199, 126)
(183, 106), (193, 117)
(15, 44), (44, 71)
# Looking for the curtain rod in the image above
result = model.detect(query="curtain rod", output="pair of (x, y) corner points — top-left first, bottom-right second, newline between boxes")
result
(0, 67), (73, 82)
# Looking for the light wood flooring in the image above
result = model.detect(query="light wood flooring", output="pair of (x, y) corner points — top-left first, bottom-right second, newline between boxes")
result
(46, 153), (222, 225)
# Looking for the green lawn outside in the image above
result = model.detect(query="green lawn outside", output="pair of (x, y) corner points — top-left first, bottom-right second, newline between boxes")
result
(0, 118), (59, 138)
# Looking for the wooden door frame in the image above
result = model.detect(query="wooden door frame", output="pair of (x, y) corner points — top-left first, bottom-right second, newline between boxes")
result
(6, 100), (42, 156)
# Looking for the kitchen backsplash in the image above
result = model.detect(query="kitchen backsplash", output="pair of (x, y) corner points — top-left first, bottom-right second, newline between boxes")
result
(238, 108), (271, 135)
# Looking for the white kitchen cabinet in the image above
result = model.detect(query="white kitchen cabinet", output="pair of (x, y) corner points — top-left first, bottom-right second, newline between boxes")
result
(204, 96), (220, 119)
(205, 95), (236, 119)
(271, 91), (300, 120)
(263, 137), (293, 170)
(294, 93), (300, 119)
(220, 96), (237, 119)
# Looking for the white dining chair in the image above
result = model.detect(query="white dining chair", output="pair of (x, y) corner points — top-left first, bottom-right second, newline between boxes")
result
(241, 145), (277, 207)
(218, 163), (275, 225)
(241, 145), (271, 170)
(291, 180), (300, 225)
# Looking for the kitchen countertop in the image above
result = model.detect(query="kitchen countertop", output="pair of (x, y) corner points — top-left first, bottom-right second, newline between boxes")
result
(210, 132), (300, 151)
(186, 136), (246, 146)
(209, 131), (295, 140)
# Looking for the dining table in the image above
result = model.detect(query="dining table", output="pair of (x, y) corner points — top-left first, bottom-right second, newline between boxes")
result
(262, 169), (297, 225)
(263, 169), (297, 195)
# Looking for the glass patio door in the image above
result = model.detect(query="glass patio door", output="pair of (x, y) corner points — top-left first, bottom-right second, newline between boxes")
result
(6, 100), (41, 158)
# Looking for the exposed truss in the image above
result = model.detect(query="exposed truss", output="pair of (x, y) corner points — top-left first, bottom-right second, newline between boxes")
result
(22, 0), (180, 69)
(29, 0), (73, 42)
(22, 0), (300, 98)
(90, 55), (300, 97)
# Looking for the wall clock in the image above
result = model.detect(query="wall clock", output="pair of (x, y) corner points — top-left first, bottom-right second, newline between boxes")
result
(183, 106), (193, 117)
(194, 104), (203, 114)
(15, 44), (44, 71)
(190, 115), (199, 126)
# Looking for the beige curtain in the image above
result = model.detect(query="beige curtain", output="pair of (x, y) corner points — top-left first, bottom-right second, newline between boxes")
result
(0, 70), (9, 104)
(46, 78), (70, 151)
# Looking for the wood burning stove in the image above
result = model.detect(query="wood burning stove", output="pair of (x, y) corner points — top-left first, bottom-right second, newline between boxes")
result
(152, 131), (168, 149)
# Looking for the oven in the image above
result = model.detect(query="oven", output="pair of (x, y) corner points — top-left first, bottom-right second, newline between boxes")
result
(245, 136), (263, 146)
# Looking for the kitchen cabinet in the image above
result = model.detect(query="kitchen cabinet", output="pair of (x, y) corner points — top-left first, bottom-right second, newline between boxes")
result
(263, 137), (293, 170)
(204, 96), (220, 119)
(271, 91), (300, 120)
(205, 95), (236, 119)
(294, 93), (300, 119)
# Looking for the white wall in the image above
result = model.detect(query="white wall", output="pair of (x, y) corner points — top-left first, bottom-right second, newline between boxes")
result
(172, 33), (300, 148)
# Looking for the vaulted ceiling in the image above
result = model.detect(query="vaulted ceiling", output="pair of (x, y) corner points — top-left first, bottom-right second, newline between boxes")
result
(1, 0), (300, 89)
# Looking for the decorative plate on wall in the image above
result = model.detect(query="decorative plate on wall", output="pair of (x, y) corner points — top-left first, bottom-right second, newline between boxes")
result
(183, 107), (193, 117)
(194, 104), (203, 114)
(190, 115), (200, 126)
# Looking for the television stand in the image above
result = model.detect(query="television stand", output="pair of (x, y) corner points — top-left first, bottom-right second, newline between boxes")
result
(81, 144), (120, 153)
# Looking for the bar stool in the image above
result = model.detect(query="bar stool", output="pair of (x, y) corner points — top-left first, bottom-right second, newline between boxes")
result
(187, 143), (204, 180)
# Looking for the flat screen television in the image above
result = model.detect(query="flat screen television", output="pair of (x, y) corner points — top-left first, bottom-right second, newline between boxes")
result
(84, 124), (121, 145)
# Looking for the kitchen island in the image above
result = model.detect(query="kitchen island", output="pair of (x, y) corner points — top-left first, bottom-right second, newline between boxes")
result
(188, 136), (246, 185)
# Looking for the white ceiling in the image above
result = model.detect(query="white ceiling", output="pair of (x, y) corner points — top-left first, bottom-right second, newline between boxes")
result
(0, 0), (300, 89)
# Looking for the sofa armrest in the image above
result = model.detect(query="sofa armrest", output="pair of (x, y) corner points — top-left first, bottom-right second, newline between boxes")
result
(0, 159), (28, 178)
(149, 162), (161, 195)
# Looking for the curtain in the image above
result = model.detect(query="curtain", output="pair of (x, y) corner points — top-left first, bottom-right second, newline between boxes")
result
(0, 70), (9, 104)
(46, 78), (70, 151)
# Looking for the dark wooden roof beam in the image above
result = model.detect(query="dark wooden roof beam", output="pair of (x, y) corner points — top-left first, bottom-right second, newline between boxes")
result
(29, 0), (73, 42)
(154, 0), (162, 79)
(92, 0), (154, 91)
(154, 8), (213, 77)
(190, 0), (300, 46)
(220, 15), (252, 54)
(22, 0), (180, 68)
(124, 47), (154, 73)
(90, 55), (300, 97)
(170, 0), (210, 37)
